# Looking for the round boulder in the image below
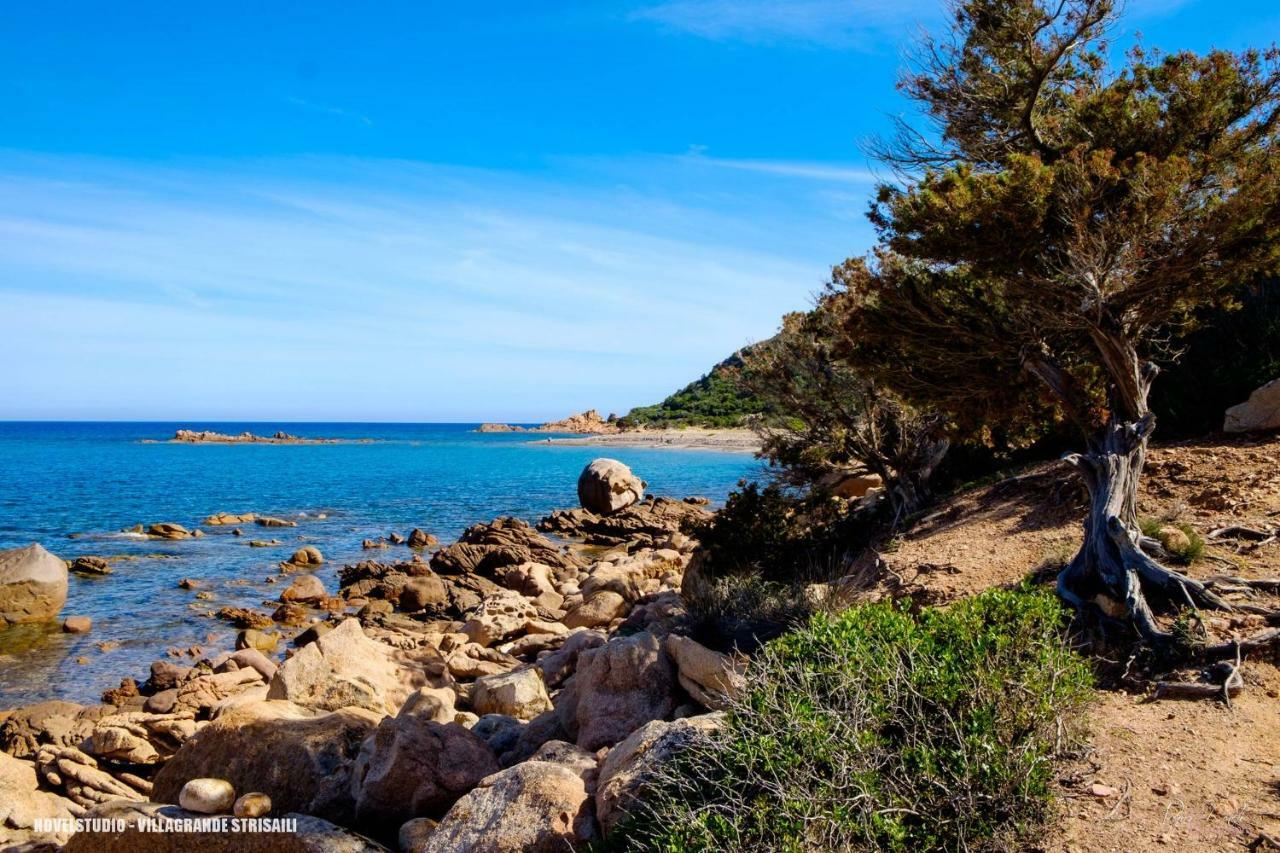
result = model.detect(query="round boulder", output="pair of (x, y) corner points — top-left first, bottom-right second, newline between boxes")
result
(0, 543), (68, 626)
(577, 459), (646, 515)
(179, 778), (236, 814)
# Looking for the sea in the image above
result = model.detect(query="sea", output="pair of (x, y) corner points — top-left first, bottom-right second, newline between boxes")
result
(0, 422), (762, 708)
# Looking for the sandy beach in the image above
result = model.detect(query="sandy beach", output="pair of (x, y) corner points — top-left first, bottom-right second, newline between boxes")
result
(535, 427), (762, 453)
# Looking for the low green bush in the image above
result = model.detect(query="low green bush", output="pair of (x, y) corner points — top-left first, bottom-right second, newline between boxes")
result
(606, 588), (1092, 852)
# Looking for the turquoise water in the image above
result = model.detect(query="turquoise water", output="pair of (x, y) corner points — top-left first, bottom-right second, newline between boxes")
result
(0, 422), (760, 707)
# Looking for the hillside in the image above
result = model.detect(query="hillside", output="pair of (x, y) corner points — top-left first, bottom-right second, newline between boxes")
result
(843, 432), (1280, 851)
(619, 342), (770, 429)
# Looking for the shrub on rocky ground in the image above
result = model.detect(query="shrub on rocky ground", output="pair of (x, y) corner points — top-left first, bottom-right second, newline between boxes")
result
(603, 588), (1092, 852)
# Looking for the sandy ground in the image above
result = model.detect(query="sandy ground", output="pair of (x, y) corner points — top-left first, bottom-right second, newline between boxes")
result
(846, 432), (1280, 851)
(535, 428), (762, 453)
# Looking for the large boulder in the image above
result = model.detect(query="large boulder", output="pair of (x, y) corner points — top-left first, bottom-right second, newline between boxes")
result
(267, 618), (412, 714)
(152, 701), (380, 826)
(594, 714), (725, 835)
(0, 750), (81, 847)
(563, 631), (678, 751)
(430, 518), (585, 578)
(351, 703), (498, 828)
(471, 669), (552, 721)
(664, 634), (746, 711)
(0, 543), (68, 626)
(415, 761), (595, 852)
(539, 496), (711, 548)
(64, 801), (385, 852)
(0, 700), (108, 759)
(1224, 377), (1280, 433)
(576, 459), (645, 515)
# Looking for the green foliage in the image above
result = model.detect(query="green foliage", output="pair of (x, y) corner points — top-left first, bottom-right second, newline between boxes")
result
(607, 588), (1093, 852)
(620, 348), (768, 429)
(682, 572), (820, 655)
(1140, 518), (1205, 565)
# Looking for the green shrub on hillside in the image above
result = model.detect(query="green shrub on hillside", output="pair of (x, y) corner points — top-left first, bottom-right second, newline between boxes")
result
(606, 588), (1092, 852)
(619, 350), (767, 429)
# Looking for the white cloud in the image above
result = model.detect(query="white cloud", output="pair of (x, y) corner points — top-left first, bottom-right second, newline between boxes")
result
(0, 155), (840, 420)
(686, 153), (880, 183)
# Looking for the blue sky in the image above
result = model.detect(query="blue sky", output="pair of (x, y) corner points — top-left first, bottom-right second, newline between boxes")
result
(2, 1), (1277, 421)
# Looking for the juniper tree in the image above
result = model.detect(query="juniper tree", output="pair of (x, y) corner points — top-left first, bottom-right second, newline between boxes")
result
(738, 298), (949, 524)
(841, 0), (1280, 651)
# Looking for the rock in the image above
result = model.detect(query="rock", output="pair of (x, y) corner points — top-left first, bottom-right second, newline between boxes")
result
(398, 687), (458, 724)
(64, 801), (384, 852)
(577, 458), (645, 515)
(1224, 377), (1280, 433)
(399, 818), (438, 851)
(539, 496), (712, 549)
(568, 631), (678, 751)
(83, 710), (200, 764)
(146, 661), (194, 693)
(0, 544), (68, 626)
(248, 539), (282, 547)
(471, 715), (526, 756)
(362, 539), (388, 550)
(171, 668), (265, 717)
(471, 669), (552, 721)
(1158, 525), (1193, 555)
(62, 615), (92, 633)
(562, 590), (628, 629)
(229, 647), (278, 681)
(536, 629), (606, 688)
(152, 701), (380, 824)
(499, 709), (571, 767)
(234, 791), (272, 818)
(389, 532), (406, 544)
(0, 751), (81, 846)
(664, 634), (746, 711)
(445, 643), (519, 679)
(255, 516), (297, 528)
(293, 620), (334, 646)
(178, 577), (200, 589)
(461, 591), (541, 647)
(529, 740), (598, 789)
(408, 529), (439, 549)
(147, 522), (196, 540)
(0, 701), (105, 760)
(216, 607), (273, 630)
(401, 574), (449, 612)
(430, 517), (585, 578)
(351, 704), (499, 827)
(204, 512), (256, 526)
(179, 777), (236, 814)
(595, 714), (724, 835)
(419, 761), (595, 852)
(267, 618), (412, 714)
(493, 562), (563, 610)
(273, 602), (309, 626)
(281, 574), (327, 603)
(286, 546), (325, 568)
(34, 744), (149, 807)
(69, 555), (112, 575)
(236, 628), (280, 654)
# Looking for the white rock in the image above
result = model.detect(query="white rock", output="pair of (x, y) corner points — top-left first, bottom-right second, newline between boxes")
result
(178, 777), (235, 814)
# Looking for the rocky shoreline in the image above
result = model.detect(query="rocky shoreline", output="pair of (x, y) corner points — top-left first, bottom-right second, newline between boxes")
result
(0, 460), (744, 851)
(476, 409), (621, 435)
